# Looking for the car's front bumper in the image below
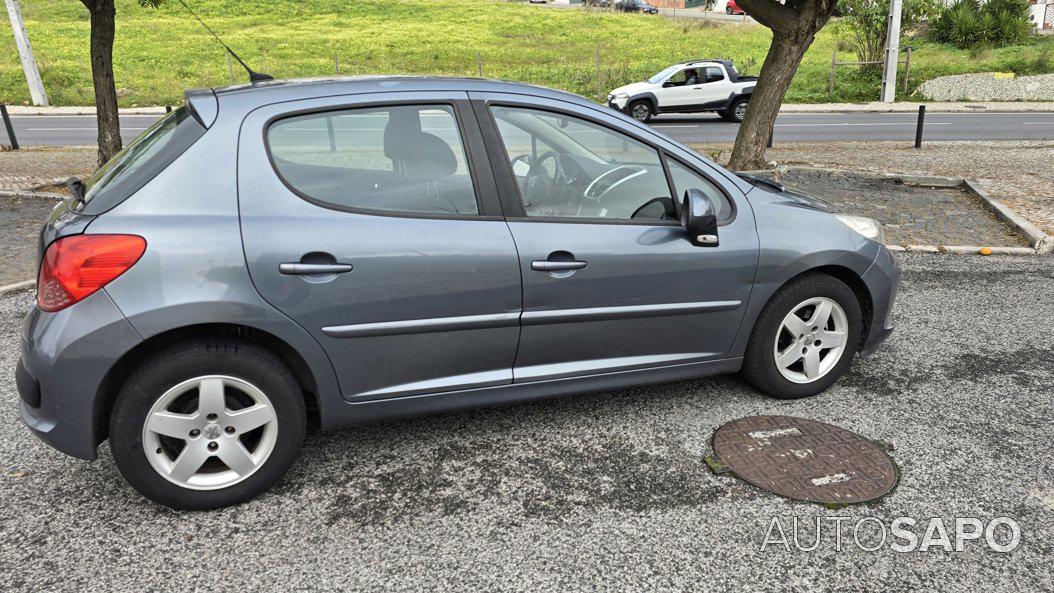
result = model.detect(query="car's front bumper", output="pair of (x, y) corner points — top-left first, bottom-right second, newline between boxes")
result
(17, 289), (141, 461)
(859, 245), (900, 356)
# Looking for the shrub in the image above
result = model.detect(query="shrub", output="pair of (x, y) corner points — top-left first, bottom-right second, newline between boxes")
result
(931, 0), (1031, 48)
(837, 0), (940, 66)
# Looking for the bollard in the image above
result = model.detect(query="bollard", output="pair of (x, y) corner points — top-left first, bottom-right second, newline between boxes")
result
(914, 104), (925, 148)
(0, 105), (18, 150)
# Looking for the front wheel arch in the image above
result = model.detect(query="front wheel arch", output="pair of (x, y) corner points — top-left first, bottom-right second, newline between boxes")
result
(758, 266), (874, 353)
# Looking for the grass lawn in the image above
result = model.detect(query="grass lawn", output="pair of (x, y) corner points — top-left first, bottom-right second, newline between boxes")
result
(1, 0), (1052, 106)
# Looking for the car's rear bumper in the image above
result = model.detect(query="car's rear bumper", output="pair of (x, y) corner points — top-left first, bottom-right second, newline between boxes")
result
(17, 290), (141, 461)
(859, 245), (900, 356)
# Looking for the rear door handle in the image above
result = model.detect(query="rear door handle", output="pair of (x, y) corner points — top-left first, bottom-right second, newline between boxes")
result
(531, 260), (587, 272)
(279, 263), (353, 275)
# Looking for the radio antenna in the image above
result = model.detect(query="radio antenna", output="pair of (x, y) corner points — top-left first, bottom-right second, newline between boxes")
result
(177, 0), (273, 83)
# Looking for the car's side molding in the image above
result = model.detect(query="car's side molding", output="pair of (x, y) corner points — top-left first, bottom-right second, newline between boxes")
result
(321, 300), (743, 338)
(322, 312), (520, 338)
(520, 300), (742, 325)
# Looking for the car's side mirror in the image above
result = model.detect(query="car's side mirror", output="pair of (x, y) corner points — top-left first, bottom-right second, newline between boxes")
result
(680, 188), (719, 247)
(662, 81), (675, 88)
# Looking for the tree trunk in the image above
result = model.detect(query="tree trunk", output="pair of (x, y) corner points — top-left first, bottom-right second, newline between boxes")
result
(86, 0), (121, 167)
(728, 31), (812, 171)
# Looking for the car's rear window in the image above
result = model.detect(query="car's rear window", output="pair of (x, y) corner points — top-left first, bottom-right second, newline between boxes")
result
(78, 107), (206, 215)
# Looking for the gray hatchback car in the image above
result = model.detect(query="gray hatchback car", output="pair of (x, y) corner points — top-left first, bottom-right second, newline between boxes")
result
(18, 77), (898, 509)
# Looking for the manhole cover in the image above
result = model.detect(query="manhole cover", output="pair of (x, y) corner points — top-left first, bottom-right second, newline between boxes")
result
(711, 416), (897, 505)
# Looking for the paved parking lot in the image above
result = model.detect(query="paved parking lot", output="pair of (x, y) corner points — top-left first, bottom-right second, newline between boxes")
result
(1, 254), (1052, 592)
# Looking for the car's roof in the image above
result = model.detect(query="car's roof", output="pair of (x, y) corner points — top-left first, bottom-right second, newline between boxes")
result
(676, 59), (733, 68)
(197, 75), (593, 113)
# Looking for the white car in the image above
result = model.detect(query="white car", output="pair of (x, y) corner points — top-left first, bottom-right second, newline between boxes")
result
(607, 60), (757, 123)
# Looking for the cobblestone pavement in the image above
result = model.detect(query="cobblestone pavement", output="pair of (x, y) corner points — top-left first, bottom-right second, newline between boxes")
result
(693, 141), (1054, 236)
(762, 168), (1029, 247)
(0, 147), (94, 192)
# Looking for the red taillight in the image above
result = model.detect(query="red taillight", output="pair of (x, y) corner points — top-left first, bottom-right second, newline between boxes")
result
(37, 235), (146, 312)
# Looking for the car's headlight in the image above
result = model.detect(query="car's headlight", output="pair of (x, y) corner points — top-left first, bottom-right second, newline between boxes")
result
(612, 93), (629, 100)
(835, 214), (884, 243)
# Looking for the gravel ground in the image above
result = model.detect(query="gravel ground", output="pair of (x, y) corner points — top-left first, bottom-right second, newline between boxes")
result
(1, 254), (1052, 592)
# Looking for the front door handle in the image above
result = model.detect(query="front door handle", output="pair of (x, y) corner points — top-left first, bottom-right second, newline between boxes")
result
(279, 263), (353, 275)
(531, 260), (587, 272)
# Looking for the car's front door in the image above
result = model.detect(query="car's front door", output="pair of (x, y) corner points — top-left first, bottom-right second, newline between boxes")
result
(474, 95), (759, 382)
(238, 92), (522, 400)
(655, 67), (701, 108)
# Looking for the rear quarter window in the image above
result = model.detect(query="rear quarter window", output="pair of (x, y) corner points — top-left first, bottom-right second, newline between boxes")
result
(78, 107), (206, 215)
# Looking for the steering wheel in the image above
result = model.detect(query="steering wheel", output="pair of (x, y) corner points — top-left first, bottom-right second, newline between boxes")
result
(522, 151), (563, 208)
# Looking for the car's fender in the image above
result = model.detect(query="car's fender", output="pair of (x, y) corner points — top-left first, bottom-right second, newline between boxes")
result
(729, 187), (883, 357)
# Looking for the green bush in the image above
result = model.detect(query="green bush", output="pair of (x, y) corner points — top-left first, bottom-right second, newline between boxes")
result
(931, 0), (1031, 48)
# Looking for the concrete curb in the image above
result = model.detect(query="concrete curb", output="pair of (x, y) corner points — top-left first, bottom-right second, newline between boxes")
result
(762, 166), (1047, 256)
(7, 106), (168, 116)
(0, 190), (65, 200)
(961, 179), (1054, 254)
(0, 280), (34, 296)
(778, 102), (1054, 114)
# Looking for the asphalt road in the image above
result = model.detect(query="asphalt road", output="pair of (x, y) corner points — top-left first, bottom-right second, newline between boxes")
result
(5, 111), (1054, 147)
(1, 253), (1052, 591)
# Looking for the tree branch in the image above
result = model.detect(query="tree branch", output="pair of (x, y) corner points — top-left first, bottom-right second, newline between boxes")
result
(736, 0), (800, 32)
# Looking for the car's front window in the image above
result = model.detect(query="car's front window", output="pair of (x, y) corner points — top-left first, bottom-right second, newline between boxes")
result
(648, 65), (681, 84)
(491, 106), (676, 222)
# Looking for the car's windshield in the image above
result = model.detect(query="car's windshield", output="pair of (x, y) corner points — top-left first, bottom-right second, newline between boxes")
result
(648, 65), (681, 84)
(79, 107), (205, 214)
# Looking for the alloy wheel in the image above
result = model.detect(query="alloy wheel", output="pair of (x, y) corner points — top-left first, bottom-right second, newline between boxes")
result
(773, 297), (849, 384)
(631, 103), (651, 122)
(142, 375), (278, 490)
(734, 100), (748, 121)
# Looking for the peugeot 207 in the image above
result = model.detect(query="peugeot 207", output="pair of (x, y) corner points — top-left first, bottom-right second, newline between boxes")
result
(17, 77), (899, 510)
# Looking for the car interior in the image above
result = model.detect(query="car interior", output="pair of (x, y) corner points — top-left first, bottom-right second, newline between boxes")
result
(267, 105), (479, 216)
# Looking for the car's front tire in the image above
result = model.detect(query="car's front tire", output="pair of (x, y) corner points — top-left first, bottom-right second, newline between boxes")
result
(109, 339), (306, 510)
(628, 100), (653, 122)
(723, 97), (749, 123)
(741, 273), (862, 399)
(726, 6), (734, 14)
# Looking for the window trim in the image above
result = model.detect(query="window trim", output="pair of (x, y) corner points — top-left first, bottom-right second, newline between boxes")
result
(480, 100), (724, 227)
(662, 153), (738, 227)
(262, 99), (499, 221)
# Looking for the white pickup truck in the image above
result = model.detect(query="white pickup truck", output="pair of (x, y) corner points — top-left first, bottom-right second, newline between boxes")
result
(607, 59), (757, 123)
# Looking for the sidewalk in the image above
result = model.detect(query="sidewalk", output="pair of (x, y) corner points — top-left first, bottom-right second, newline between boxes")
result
(6, 101), (1054, 116)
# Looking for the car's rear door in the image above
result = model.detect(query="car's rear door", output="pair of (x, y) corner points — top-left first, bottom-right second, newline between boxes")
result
(472, 93), (759, 382)
(238, 92), (522, 400)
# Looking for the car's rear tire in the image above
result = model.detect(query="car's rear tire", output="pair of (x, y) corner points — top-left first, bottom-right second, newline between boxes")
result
(726, 6), (734, 14)
(628, 100), (653, 122)
(723, 97), (749, 123)
(741, 273), (862, 399)
(109, 339), (306, 510)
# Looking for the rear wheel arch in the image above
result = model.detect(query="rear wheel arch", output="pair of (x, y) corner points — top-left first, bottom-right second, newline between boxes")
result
(93, 323), (321, 445)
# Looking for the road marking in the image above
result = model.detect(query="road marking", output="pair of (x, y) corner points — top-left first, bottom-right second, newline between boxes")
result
(774, 122), (952, 127)
(1022, 122), (1054, 125)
